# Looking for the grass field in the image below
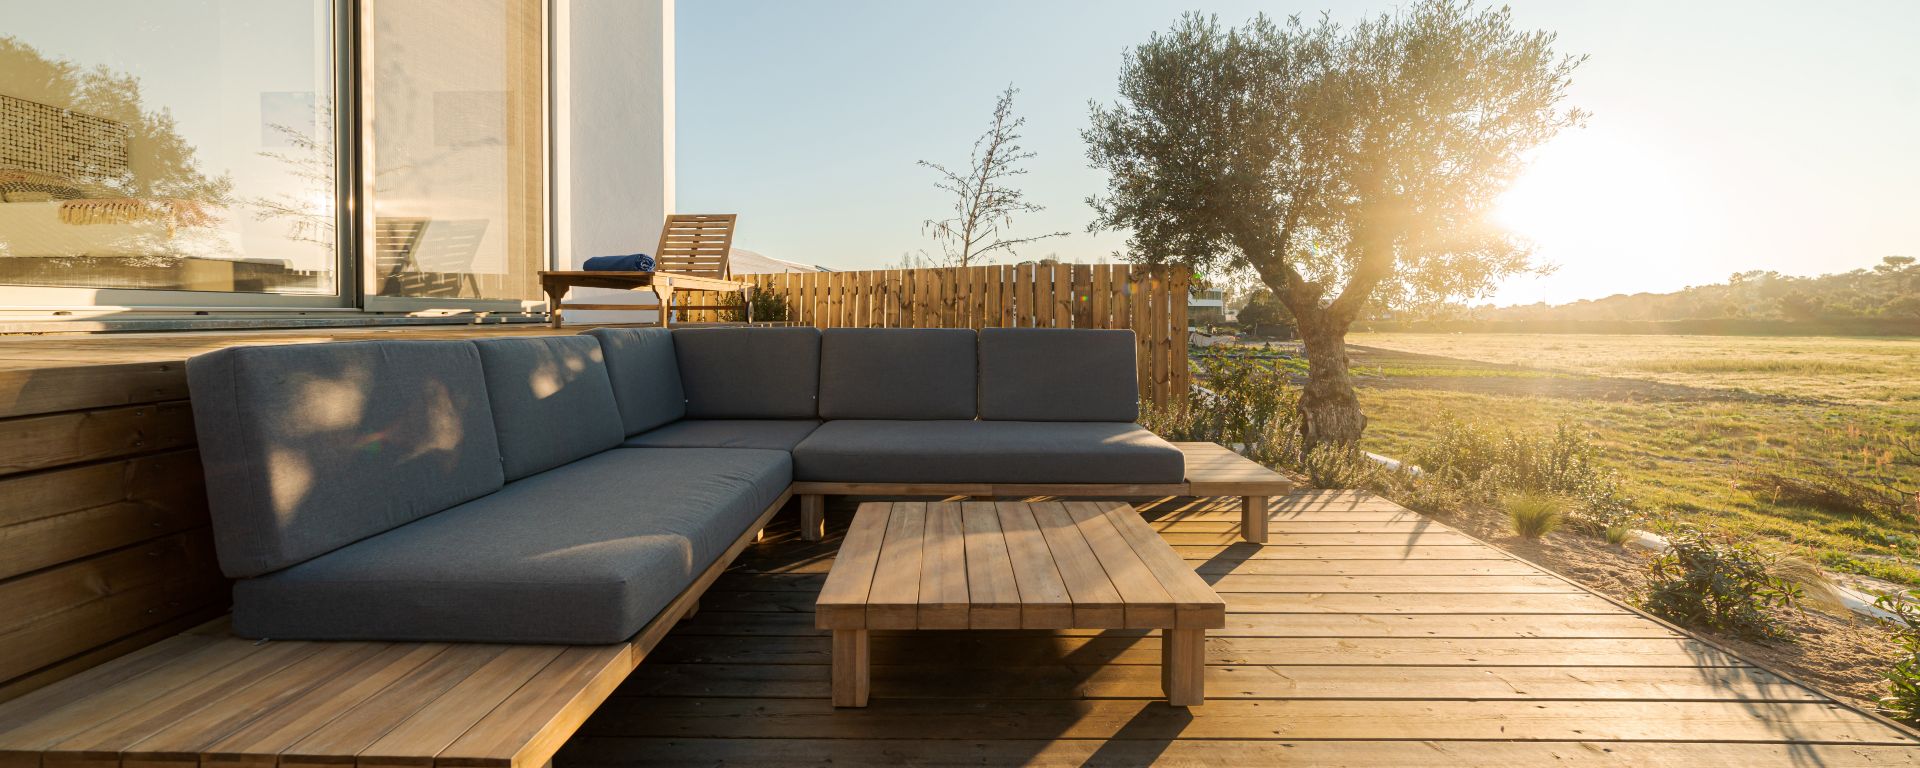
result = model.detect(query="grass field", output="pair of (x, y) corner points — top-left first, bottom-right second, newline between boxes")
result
(1343, 332), (1920, 585)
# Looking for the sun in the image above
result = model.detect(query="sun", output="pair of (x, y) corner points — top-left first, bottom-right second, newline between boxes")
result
(1492, 130), (1705, 281)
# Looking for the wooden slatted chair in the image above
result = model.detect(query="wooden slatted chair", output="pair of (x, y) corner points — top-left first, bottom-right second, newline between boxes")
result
(653, 213), (737, 279)
(538, 213), (748, 327)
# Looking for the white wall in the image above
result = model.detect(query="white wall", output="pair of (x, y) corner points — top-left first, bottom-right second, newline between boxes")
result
(552, 0), (673, 323)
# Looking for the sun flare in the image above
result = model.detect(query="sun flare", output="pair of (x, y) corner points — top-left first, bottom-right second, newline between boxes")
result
(1493, 131), (1708, 288)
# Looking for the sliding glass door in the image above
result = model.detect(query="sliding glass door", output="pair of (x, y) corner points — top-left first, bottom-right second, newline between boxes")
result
(361, 0), (546, 312)
(0, 0), (548, 316)
(0, 0), (345, 308)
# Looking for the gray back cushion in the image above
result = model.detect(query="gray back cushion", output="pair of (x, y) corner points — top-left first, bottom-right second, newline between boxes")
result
(473, 336), (625, 480)
(673, 327), (821, 418)
(978, 328), (1140, 421)
(583, 327), (686, 435)
(186, 340), (505, 578)
(819, 328), (977, 420)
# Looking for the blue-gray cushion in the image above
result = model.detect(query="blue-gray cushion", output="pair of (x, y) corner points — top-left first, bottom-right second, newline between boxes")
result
(978, 328), (1140, 422)
(583, 327), (686, 435)
(623, 419), (821, 451)
(230, 447), (792, 644)
(792, 420), (1184, 484)
(819, 328), (976, 420)
(473, 335), (624, 481)
(672, 327), (820, 419)
(186, 340), (504, 578)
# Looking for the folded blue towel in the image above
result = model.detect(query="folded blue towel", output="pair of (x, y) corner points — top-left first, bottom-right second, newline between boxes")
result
(582, 253), (655, 272)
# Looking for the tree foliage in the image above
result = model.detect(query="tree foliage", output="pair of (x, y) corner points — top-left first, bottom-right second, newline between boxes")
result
(1236, 290), (1294, 332)
(1085, 2), (1583, 446)
(919, 86), (1067, 267)
(0, 36), (230, 202)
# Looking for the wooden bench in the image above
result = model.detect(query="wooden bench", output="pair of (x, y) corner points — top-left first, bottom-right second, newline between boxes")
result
(539, 214), (749, 328)
(0, 490), (792, 768)
(792, 442), (1297, 545)
(816, 500), (1226, 708)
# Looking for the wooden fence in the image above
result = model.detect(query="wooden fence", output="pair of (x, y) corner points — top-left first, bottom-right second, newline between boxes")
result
(738, 264), (1190, 403)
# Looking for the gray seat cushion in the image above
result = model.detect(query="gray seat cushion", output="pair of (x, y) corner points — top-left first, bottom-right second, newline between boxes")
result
(473, 336), (625, 481)
(792, 420), (1184, 484)
(819, 328), (976, 420)
(673, 327), (820, 419)
(584, 327), (686, 435)
(623, 419), (822, 451)
(186, 340), (505, 578)
(978, 328), (1140, 422)
(231, 447), (792, 644)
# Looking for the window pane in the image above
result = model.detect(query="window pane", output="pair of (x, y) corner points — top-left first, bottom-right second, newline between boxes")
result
(0, 2), (336, 294)
(368, 0), (544, 301)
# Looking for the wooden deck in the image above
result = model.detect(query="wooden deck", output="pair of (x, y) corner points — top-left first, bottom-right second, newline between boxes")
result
(557, 491), (1920, 767)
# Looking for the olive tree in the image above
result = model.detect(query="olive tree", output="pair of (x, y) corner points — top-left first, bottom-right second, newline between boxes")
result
(1085, 2), (1583, 447)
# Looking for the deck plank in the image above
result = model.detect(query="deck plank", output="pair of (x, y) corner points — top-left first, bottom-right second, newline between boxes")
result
(586, 697), (1915, 744)
(614, 662), (1817, 702)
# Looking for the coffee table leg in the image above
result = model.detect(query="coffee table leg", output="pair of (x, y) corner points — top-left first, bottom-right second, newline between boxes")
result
(1162, 628), (1205, 706)
(1241, 495), (1268, 543)
(832, 629), (870, 707)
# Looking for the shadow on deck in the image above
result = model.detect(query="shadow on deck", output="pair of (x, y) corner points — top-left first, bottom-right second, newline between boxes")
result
(555, 491), (1920, 767)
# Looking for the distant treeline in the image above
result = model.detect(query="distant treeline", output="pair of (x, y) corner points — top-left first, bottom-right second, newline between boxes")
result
(1355, 317), (1920, 337)
(1385, 256), (1919, 334)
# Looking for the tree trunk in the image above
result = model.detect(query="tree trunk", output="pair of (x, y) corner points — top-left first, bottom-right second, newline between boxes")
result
(1295, 311), (1367, 449)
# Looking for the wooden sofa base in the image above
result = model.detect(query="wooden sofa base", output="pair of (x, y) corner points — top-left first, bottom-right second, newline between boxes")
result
(790, 443), (1296, 545)
(0, 490), (793, 768)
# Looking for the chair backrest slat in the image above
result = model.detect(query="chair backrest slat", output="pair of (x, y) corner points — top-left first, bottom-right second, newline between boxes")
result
(654, 213), (737, 278)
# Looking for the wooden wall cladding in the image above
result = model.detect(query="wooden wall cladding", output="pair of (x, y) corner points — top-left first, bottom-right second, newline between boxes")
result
(0, 359), (226, 703)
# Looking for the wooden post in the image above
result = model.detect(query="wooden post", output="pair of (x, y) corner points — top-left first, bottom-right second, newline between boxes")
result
(1162, 628), (1205, 706)
(652, 281), (674, 328)
(801, 494), (825, 541)
(1241, 495), (1268, 544)
(832, 629), (870, 707)
(680, 598), (699, 620)
(542, 279), (567, 329)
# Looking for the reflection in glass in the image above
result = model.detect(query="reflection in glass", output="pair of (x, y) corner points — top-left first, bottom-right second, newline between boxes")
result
(0, 2), (336, 294)
(369, 0), (544, 301)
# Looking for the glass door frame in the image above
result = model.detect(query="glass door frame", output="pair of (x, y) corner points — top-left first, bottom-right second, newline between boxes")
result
(0, 0), (554, 318)
(0, 0), (359, 314)
(355, 0), (550, 316)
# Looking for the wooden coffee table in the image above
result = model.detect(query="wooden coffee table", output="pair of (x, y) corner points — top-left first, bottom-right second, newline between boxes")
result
(815, 500), (1227, 707)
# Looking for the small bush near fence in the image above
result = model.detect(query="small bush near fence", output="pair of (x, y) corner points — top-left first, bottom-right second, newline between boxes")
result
(1640, 527), (1802, 641)
(718, 290), (791, 322)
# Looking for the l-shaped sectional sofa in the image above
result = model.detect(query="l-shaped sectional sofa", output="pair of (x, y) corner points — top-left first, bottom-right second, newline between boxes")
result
(187, 326), (1197, 645)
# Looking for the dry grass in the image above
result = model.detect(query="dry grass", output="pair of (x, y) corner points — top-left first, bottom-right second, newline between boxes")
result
(1344, 332), (1920, 586)
(1351, 331), (1920, 405)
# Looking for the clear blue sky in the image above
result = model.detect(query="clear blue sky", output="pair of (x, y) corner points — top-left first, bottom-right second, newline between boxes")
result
(677, 0), (1919, 307)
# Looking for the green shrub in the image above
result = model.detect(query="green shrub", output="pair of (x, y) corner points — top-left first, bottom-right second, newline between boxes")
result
(720, 290), (791, 322)
(1603, 522), (1633, 546)
(1875, 589), (1920, 725)
(1406, 415), (1635, 528)
(1505, 493), (1563, 539)
(1640, 527), (1802, 641)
